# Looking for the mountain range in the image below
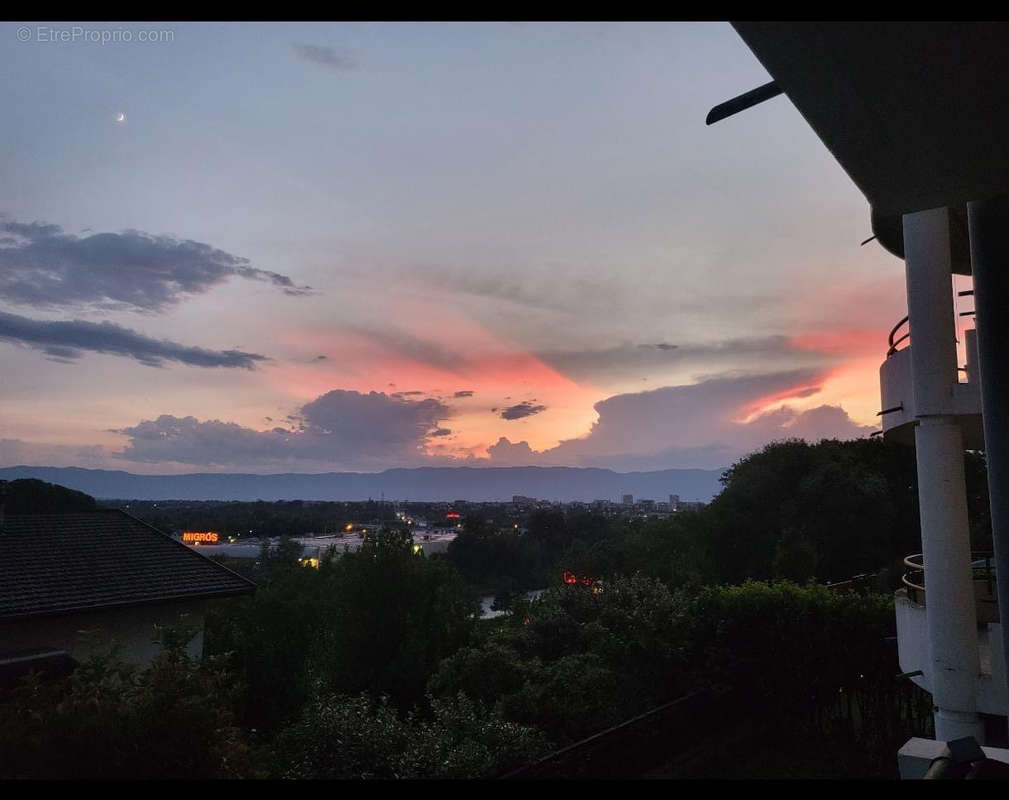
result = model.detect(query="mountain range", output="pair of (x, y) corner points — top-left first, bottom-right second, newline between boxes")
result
(0, 465), (726, 503)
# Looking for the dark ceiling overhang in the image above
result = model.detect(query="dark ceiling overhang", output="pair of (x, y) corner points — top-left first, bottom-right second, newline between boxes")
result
(871, 205), (973, 275)
(732, 22), (1009, 218)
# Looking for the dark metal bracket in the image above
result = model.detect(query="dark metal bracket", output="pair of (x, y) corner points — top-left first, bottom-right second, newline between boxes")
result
(706, 81), (784, 126)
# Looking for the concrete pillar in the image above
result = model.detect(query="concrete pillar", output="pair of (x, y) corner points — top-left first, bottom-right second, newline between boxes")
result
(968, 193), (1009, 734)
(904, 206), (983, 742)
(965, 328), (979, 386)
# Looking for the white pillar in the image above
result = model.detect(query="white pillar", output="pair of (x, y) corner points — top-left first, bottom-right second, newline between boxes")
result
(904, 206), (983, 743)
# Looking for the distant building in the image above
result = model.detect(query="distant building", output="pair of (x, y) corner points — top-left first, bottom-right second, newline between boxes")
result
(669, 494), (680, 510)
(622, 494), (633, 506)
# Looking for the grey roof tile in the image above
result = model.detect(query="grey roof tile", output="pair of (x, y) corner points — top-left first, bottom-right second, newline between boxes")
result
(0, 510), (255, 620)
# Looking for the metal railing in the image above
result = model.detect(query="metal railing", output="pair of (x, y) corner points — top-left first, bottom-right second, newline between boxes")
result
(500, 687), (736, 779)
(902, 552), (998, 622)
(888, 315), (910, 357)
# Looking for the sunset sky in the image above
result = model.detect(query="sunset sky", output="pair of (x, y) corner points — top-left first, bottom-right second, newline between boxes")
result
(1, 21), (967, 475)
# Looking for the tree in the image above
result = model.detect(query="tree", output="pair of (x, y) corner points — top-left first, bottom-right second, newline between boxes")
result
(205, 565), (325, 733)
(447, 515), (543, 596)
(527, 509), (571, 567)
(428, 574), (691, 744)
(0, 642), (253, 779)
(315, 529), (476, 709)
(2, 478), (97, 514)
(704, 438), (930, 584)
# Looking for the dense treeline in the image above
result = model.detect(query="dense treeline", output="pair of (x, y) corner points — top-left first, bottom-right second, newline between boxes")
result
(446, 438), (990, 596)
(1, 437), (956, 778)
(2, 478), (97, 514)
(106, 498), (399, 539)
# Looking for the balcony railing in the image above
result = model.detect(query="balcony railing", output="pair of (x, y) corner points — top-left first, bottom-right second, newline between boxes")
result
(887, 315), (910, 357)
(902, 552), (999, 623)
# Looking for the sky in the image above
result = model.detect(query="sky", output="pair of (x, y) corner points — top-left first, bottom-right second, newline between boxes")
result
(1, 21), (966, 475)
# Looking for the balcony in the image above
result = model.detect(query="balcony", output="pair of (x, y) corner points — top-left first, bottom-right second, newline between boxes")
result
(878, 316), (983, 447)
(895, 552), (1008, 716)
(901, 553), (999, 624)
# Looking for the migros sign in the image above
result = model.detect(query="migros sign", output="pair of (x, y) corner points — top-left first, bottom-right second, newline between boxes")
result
(182, 531), (220, 544)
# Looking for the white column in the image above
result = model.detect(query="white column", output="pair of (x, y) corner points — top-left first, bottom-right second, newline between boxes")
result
(904, 206), (983, 743)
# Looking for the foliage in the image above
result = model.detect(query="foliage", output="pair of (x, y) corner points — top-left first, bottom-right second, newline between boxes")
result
(703, 438), (923, 584)
(205, 565), (325, 733)
(446, 514), (544, 597)
(429, 573), (691, 744)
(110, 497), (399, 539)
(2, 478), (97, 514)
(684, 580), (931, 761)
(404, 693), (551, 778)
(605, 511), (715, 589)
(271, 692), (409, 778)
(272, 692), (550, 779)
(0, 644), (253, 779)
(313, 529), (476, 710)
(208, 527), (477, 735)
(526, 509), (571, 566)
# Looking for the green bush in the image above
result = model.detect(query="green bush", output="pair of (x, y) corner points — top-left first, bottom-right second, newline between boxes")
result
(272, 692), (550, 779)
(0, 646), (253, 779)
(429, 574), (691, 744)
(684, 579), (930, 761)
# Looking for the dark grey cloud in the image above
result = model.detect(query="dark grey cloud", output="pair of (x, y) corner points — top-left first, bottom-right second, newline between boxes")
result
(0, 310), (268, 369)
(298, 391), (451, 449)
(292, 44), (356, 71)
(0, 218), (312, 312)
(637, 342), (678, 351)
(314, 355), (328, 361)
(453, 390), (475, 398)
(500, 401), (547, 420)
(538, 336), (836, 385)
(116, 391), (453, 468)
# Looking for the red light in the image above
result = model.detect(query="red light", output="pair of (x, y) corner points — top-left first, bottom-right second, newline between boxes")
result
(446, 512), (461, 519)
(561, 570), (598, 588)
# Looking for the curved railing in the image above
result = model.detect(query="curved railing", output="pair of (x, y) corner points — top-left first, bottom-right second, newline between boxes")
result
(887, 315), (910, 357)
(902, 552), (999, 622)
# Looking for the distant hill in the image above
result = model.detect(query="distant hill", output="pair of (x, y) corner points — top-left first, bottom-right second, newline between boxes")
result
(1, 478), (98, 514)
(0, 465), (726, 503)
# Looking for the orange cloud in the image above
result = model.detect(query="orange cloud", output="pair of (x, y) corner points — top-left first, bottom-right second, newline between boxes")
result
(262, 310), (604, 459)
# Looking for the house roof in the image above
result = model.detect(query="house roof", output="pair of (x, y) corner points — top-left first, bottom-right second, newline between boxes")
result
(731, 22), (1009, 216)
(0, 509), (256, 621)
